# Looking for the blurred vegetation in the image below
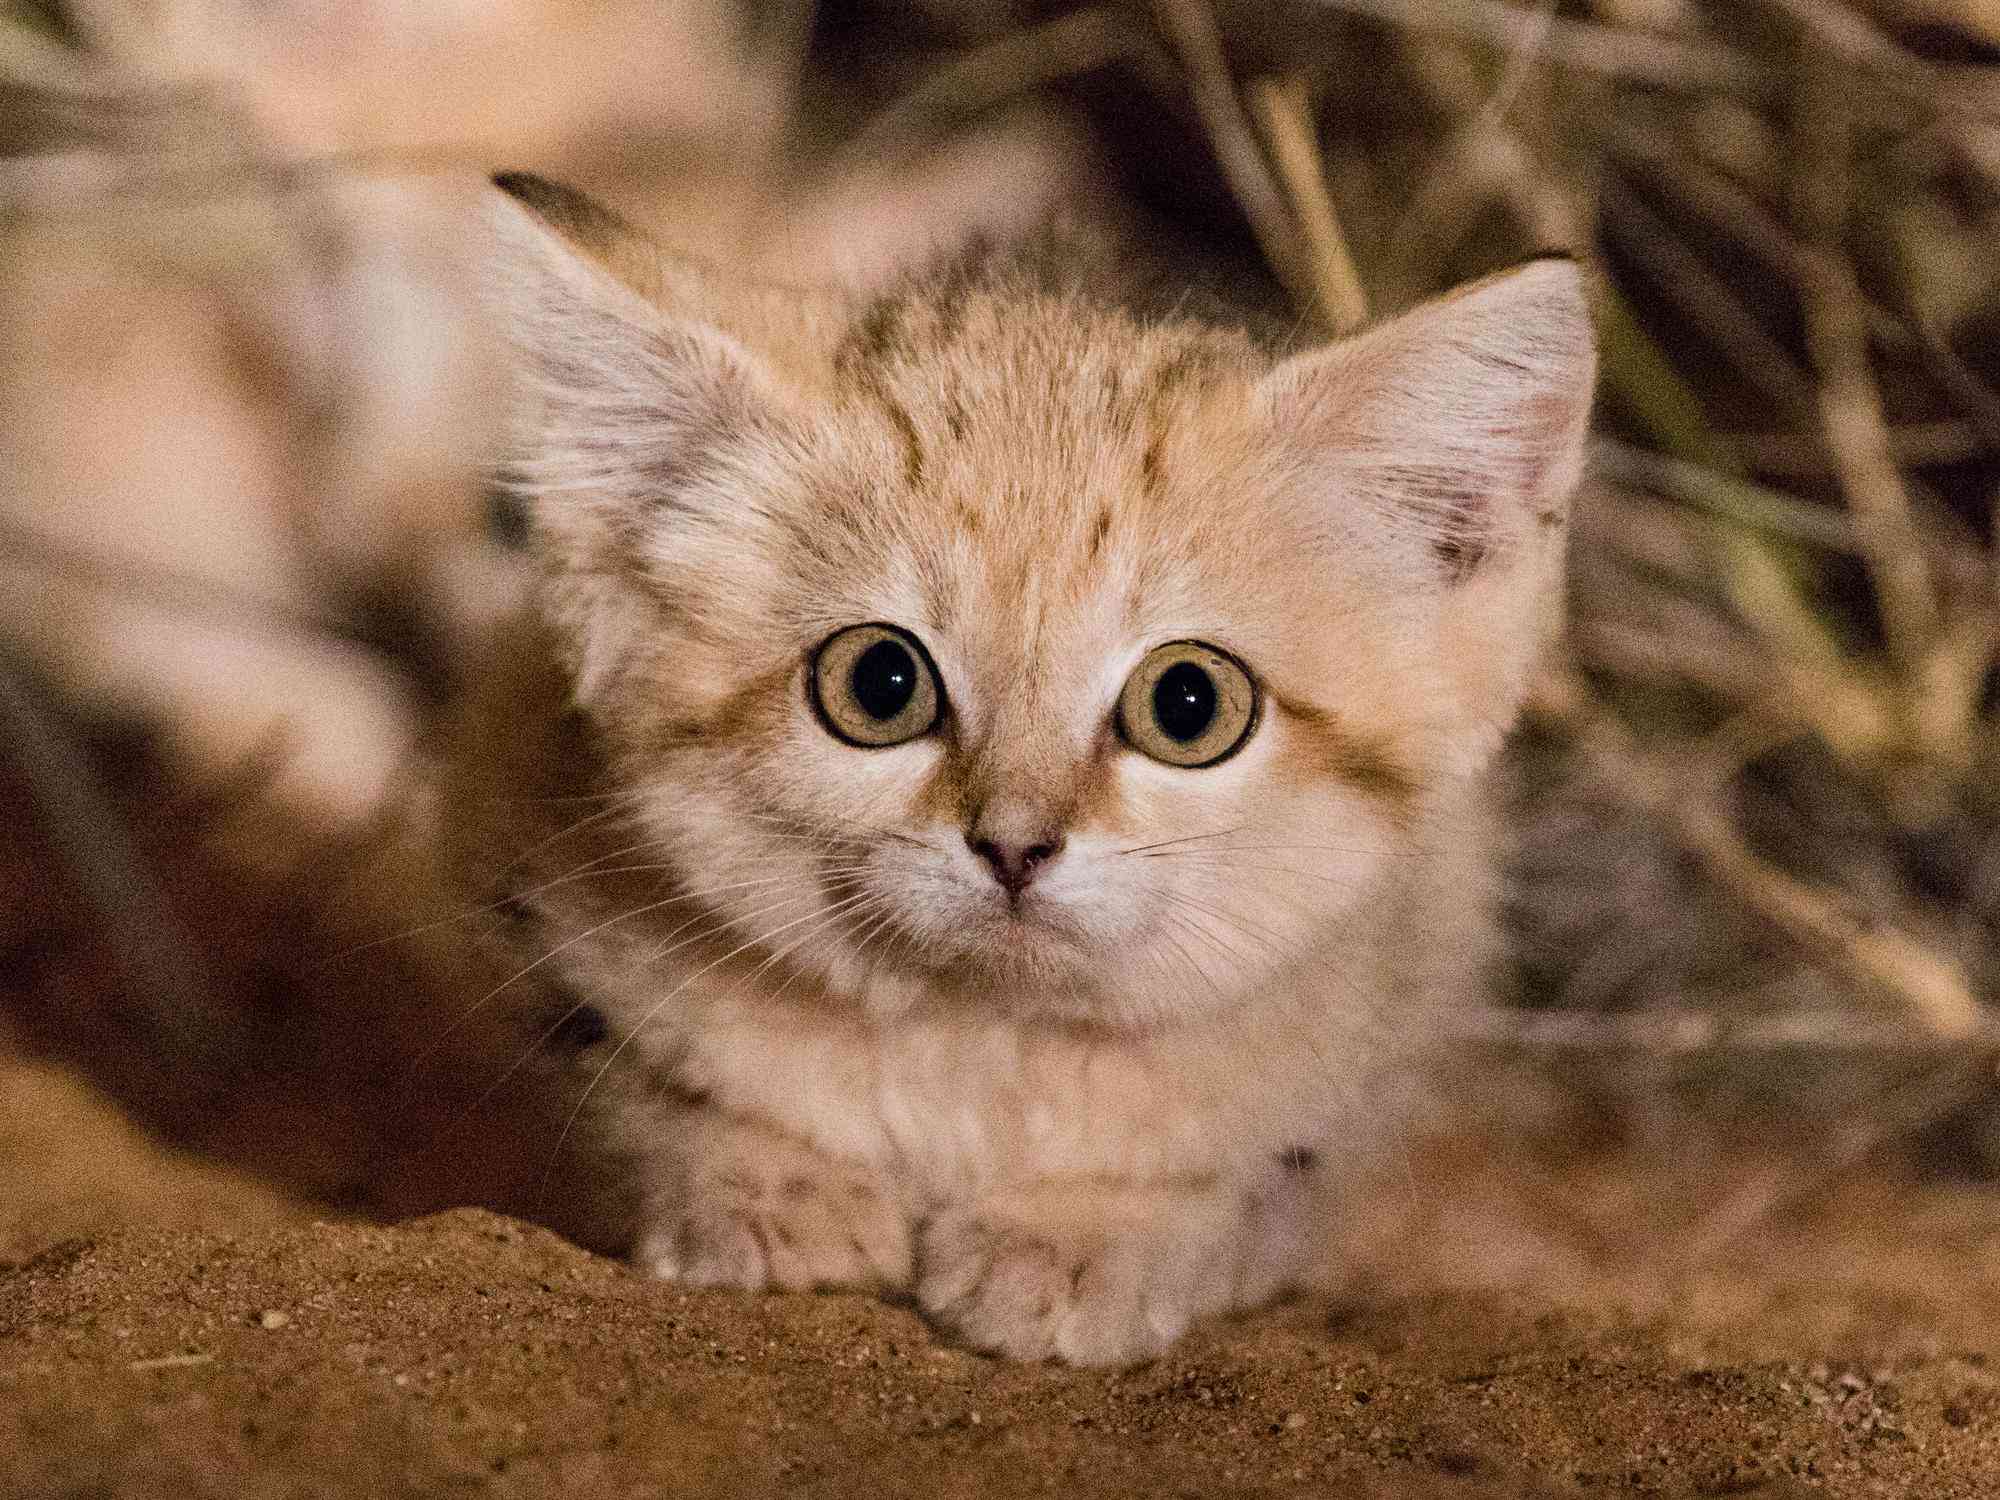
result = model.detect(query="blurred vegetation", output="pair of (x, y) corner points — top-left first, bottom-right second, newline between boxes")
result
(5, 0), (2000, 1233)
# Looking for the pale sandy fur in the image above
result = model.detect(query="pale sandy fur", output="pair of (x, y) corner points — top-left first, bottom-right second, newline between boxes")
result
(457, 183), (1596, 1364)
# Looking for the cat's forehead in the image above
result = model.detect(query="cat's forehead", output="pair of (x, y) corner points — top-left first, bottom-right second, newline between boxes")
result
(646, 279), (1411, 703)
(830, 283), (1255, 441)
(805, 289), (1282, 629)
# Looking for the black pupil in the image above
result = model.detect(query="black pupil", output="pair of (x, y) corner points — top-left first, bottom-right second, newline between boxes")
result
(1153, 661), (1218, 743)
(851, 638), (918, 721)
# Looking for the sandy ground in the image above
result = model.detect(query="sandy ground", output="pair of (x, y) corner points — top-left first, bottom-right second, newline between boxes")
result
(7, 1057), (2000, 1499)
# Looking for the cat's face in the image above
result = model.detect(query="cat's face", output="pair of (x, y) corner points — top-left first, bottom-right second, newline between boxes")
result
(489, 186), (1595, 1025)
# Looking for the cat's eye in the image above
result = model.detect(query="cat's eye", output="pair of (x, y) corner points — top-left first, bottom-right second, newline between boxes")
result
(810, 623), (943, 747)
(1117, 641), (1258, 768)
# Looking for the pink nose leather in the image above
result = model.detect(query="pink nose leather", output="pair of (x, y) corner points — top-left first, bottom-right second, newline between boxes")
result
(967, 834), (1064, 897)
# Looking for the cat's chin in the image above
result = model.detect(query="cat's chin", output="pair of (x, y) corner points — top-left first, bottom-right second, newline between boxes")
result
(815, 908), (1224, 1027)
(825, 923), (1103, 1018)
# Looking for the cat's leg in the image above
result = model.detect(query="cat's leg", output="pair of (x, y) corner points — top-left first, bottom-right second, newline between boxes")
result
(633, 1109), (911, 1292)
(914, 1164), (1318, 1366)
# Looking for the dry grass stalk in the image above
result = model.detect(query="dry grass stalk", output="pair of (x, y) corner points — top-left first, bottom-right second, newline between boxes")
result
(1150, 0), (1331, 329)
(1388, 27), (1584, 260)
(1674, 1050), (1998, 1268)
(1733, 422), (1984, 478)
(1537, 667), (1983, 1043)
(1590, 440), (1856, 549)
(1379, 0), (1556, 276)
(1792, 49), (1951, 754)
(0, 660), (227, 1093)
(1472, 1006), (2000, 1052)
(837, 7), (1160, 173)
(1245, 72), (1367, 333)
(1304, 0), (1765, 91)
(1679, 800), (1984, 1041)
(1599, 177), (1818, 425)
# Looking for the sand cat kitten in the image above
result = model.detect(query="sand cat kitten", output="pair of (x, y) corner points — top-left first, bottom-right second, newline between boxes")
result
(462, 177), (1595, 1365)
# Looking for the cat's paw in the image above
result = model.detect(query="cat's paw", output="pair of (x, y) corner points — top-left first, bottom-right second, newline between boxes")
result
(635, 1120), (909, 1293)
(915, 1192), (1240, 1367)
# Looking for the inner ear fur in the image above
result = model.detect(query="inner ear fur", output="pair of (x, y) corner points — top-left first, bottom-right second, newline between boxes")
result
(1259, 257), (1597, 762)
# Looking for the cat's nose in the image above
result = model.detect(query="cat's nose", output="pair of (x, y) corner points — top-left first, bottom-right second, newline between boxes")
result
(966, 832), (1065, 898)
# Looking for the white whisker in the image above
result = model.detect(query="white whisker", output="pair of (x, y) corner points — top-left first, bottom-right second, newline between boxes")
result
(1115, 826), (1246, 857)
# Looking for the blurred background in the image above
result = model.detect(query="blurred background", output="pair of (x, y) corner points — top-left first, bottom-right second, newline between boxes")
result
(4, 0), (2000, 1294)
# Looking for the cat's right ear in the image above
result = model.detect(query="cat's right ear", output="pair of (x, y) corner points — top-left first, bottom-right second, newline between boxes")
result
(482, 175), (784, 702)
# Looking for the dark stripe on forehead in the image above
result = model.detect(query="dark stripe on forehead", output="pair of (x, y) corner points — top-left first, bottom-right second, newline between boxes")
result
(1133, 340), (1227, 503)
(840, 285), (965, 368)
(927, 286), (968, 351)
(872, 381), (926, 489)
(1142, 342), (1221, 409)
(835, 301), (928, 489)
(1138, 428), (1165, 503)
(844, 296), (912, 365)
(1086, 506), (1114, 562)
(1269, 693), (1422, 814)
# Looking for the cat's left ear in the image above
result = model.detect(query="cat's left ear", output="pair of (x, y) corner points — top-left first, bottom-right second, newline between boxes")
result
(1258, 257), (1595, 757)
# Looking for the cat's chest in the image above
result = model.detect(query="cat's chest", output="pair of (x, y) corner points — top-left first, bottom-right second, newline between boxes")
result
(607, 974), (1327, 1192)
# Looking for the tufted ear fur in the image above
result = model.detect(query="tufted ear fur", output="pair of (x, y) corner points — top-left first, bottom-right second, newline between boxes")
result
(481, 175), (787, 703)
(482, 173), (780, 534)
(1258, 257), (1596, 765)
